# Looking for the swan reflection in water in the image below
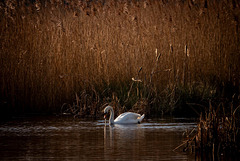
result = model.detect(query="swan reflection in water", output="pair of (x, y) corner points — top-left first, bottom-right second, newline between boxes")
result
(104, 124), (114, 150)
(103, 123), (145, 156)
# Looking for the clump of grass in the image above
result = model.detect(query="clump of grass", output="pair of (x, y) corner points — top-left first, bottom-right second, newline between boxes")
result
(195, 102), (240, 156)
(0, 0), (239, 116)
(174, 101), (240, 159)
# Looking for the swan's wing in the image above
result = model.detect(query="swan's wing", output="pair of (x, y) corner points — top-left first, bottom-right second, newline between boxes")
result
(114, 112), (141, 123)
(116, 112), (140, 120)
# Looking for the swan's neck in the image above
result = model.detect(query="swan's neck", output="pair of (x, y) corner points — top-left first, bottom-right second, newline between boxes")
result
(109, 107), (114, 125)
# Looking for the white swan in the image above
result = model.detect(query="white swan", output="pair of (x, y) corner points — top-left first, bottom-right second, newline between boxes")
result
(103, 106), (145, 125)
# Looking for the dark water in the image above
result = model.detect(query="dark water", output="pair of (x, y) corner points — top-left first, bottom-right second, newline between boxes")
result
(0, 117), (198, 160)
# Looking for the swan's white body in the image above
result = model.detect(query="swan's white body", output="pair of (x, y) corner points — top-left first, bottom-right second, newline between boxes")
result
(104, 106), (145, 125)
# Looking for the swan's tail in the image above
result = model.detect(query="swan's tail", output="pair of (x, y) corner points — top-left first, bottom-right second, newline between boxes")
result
(137, 114), (145, 123)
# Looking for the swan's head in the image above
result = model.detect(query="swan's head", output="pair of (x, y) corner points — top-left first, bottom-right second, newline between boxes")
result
(103, 106), (112, 119)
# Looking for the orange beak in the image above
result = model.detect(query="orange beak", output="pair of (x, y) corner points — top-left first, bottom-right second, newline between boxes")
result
(104, 114), (106, 119)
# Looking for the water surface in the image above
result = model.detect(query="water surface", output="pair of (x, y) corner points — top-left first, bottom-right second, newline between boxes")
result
(0, 117), (197, 160)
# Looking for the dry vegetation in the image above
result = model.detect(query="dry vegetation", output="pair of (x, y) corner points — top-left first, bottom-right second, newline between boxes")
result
(0, 0), (240, 117)
(174, 101), (240, 159)
(195, 103), (240, 158)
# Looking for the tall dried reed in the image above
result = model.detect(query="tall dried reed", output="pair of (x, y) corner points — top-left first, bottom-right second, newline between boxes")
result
(174, 101), (240, 159)
(0, 0), (239, 115)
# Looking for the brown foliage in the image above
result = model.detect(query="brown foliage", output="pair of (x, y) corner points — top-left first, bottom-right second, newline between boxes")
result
(0, 0), (239, 113)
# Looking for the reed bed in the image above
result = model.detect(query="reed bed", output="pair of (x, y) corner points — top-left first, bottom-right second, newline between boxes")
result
(196, 103), (240, 158)
(0, 0), (239, 116)
(174, 102), (240, 160)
